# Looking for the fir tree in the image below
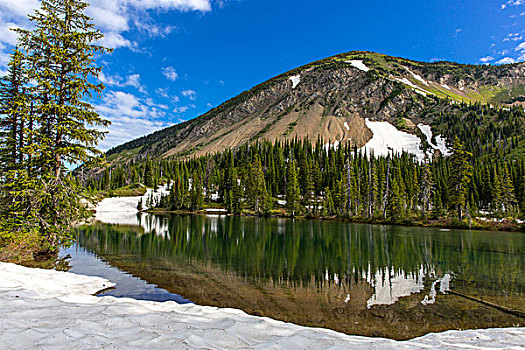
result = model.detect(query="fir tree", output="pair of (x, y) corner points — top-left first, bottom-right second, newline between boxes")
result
(448, 136), (473, 220)
(285, 160), (301, 217)
(1, 0), (111, 253)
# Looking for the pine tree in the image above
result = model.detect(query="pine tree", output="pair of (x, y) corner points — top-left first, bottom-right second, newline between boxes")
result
(144, 157), (154, 187)
(4, 0), (111, 252)
(448, 136), (473, 220)
(420, 161), (434, 217)
(190, 170), (204, 210)
(500, 163), (516, 215)
(246, 154), (270, 215)
(0, 49), (29, 172)
(286, 160), (301, 217)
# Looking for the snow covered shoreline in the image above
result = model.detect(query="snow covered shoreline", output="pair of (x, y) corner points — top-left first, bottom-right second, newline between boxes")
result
(1, 262), (524, 349)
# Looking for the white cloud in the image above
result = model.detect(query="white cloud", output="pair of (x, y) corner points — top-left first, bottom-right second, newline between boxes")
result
(515, 42), (525, 61)
(173, 106), (189, 113)
(99, 72), (145, 92)
(125, 0), (211, 12)
(452, 28), (462, 38)
(516, 41), (525, 51)
(99, 32), (138, 50)
(87, 3), (129, 33)
(155, 88), (169, 98)
(0, 20), (22, 46)
(0, 0), (213, 72)
(480, 56), (494, 63)
(182, 89), (197, 100)
(502, 0), (524, 9)
(0, 0), (39, 17)
(133, 20), (176, 38)
(162, 66), (178, 81)
(95, 90), (172, 150)
(503, 32), (523, 41)
(495, 57), (516, 64)
(124, 74), (141, 89)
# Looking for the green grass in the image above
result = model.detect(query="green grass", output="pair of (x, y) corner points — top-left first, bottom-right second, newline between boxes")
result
(98, 183), (147, 199)
(282, 121), (298, 137)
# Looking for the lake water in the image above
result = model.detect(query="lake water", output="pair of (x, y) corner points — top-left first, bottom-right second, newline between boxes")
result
(64, 213), (525, 340)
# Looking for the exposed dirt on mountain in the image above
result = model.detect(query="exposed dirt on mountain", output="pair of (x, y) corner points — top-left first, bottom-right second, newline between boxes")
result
(105, 52), (524, 161)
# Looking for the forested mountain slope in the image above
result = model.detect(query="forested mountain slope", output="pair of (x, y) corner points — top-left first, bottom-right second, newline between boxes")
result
(105, 51), (525, 162)
(88, 52), (525, 226)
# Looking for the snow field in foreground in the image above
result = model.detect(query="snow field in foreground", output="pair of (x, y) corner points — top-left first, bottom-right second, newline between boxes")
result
(1, 262), (524, 349)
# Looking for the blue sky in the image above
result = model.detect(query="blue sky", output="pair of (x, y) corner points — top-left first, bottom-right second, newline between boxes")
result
(0, 0), (524, 150)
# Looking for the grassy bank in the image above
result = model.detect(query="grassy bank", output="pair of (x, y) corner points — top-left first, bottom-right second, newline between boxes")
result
(148, 206), (525, 233)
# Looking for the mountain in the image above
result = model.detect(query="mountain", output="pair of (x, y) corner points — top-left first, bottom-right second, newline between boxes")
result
(105, 51), (525, 162)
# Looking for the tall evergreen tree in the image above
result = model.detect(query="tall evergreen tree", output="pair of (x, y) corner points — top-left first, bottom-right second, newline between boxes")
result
(246, 154), (270, 215)
(0, 49), (29, 172)
(286, 160), (301, 217)
(1, 0), (111, 253)
(448, 136), (473, 219)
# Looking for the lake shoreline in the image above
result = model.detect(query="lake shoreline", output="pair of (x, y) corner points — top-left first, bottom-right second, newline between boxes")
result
(146, 208), (525, 233)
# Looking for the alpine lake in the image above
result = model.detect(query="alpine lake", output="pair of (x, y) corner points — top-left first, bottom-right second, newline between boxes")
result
(59, 213), (525, 340)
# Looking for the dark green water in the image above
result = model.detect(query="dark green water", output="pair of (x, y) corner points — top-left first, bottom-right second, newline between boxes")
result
(76, 214), (525, 339)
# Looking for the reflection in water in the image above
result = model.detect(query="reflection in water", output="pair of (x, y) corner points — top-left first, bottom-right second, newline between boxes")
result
(78, 214), (525, 339)
(366, 267), (425, 308)
(60, 244), (191, 303)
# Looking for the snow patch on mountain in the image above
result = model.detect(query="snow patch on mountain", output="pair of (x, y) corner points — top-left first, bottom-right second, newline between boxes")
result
(289, 75), (301, 89)
(417, 124), (451, 156)
(360, 119), (425, 161)
(395, 77), (433, 97)
(406, 68), (429, 86)
(347, 60), (370, 72)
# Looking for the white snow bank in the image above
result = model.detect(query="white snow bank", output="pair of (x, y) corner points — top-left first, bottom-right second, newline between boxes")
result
(1, 263), (524, 349)
(205, 208), (228, 212)
(406, 68), (429, 86)
(394, 77), (434, 97)
(347, 60), (370, 72)
(360, 118), (426, 162)
(0, 262), (114, 296)
(417, 124), (451, 157)
(289, 74), (301, 89)
(96, 184), (170, 216)
(95, 185), (171, 236)
(435, 135), (450, 156)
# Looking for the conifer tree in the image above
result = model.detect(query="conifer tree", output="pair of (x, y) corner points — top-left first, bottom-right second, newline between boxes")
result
(448, 136), (473, 219)
(286, 160), (301, 216)
(2, 0), (111, 252)
(0, 49), (29, 171)
(246, 154), (270, 215)
(420, 161), (434, 217)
